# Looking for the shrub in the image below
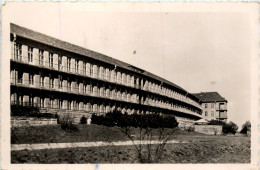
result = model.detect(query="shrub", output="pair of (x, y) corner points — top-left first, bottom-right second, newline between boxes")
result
(91, 110), (178, 129)
(208, 120), (238, 135)
(240, 121), (251, 134)
(11, 105), (40, 117)
(80, 116), (87, 124)
(223, 121), (238, 134)
(59, 113), (78, 132)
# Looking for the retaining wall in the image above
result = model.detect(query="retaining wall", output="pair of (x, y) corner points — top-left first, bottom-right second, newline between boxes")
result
(11, 117), (57, 127)
(194, 125), (222, 135)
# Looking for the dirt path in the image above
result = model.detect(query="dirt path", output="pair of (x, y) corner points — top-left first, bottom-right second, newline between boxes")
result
(11, 140), (188, 151)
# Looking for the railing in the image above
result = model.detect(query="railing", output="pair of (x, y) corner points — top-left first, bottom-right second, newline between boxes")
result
(11, 54), (202, 111)
(11, 79), (202, 118)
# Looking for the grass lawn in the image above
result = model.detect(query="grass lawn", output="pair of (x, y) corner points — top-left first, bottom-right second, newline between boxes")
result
(11, 124), (202, 144)
(11, 124), (251, 163)
(11, 135), (250, 163)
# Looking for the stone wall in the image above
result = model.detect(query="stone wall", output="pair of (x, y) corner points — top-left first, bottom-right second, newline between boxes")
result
(11, 117), (57, 127)
(175, 116), (194, 130)
(194, 125), (222, 135)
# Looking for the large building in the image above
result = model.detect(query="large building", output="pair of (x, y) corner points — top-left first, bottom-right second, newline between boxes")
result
(10, 23), (204, 123)
(192, 92), (228, 122)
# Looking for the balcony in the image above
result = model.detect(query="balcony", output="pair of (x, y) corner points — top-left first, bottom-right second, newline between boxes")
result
(11, 54), (202, 112)
(217, 105), (227, 111)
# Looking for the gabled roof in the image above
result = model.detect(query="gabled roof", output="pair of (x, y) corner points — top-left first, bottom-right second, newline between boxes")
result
(192, 92), (227, 103)
(10, 23), (187, 93)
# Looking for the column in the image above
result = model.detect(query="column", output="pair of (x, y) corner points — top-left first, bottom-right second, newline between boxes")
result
(71, 58), (75, 73)
(23, 72), (29, 86)
(86, 63), (90, 76)
(11, 41), (14, 60)
(127, 75), (131, 86)
(44, 98), (50, 108)
(122, 73), (126, 84)
(93, 65), (98, 78)
(34, 74), (40, 88)
(22, 45), (28, 63)
(79, 83), (83, 94)
(44, 51), (49, 67)
(63, 100), (68, 110)
(23, 95), (29, 106)
(62, 56), (67, 71)
(79, 102), (84, 111)
(62, 79), (68, 92)
(100, 66), (104, 79)
(33, 48), (39, 66)
(106, 68), (110, 80)
(53, 54), (58, 70)
(79, 60), (83, 75)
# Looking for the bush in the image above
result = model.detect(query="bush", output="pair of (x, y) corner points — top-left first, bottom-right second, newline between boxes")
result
(240, 121), (251, 134)
(91, 110), (178, 129)
(208, 120), (238, 134)
(223, 121), (238, 134)
(11, 105), (58, 118)
(59, 113), (78, 132)
(80, 116), (87, 124)
(11, 105), (40, 117)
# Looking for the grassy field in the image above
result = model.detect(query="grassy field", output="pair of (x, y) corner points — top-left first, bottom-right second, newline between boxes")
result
(11, 124), (202, 144)
(11, 124), (250, 163)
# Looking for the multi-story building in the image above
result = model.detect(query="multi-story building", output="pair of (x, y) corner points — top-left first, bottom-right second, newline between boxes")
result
(10, 23), (203, 123)
(192, 92), (228, 122)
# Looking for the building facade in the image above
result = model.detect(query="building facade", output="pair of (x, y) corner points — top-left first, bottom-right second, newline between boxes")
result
(10, 23), (203, 122)
(192, 92), (228, 122)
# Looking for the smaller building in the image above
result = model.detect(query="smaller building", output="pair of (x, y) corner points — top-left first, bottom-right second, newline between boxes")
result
(192, 92), (227, 122)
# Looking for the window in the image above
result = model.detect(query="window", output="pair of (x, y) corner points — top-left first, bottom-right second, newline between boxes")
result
(18, 71), (23, 84)
(29, 74), (34, 85)
(205, 111), (208, 116)
(49, 53), (53, 68)
(75, 102), (79, 110)
(205, 103), (208, 108)
(114, 72), (117, 82)
(107, 70), (110, 80)
(97, 87), (100, 96)
(103, 69), (106, 79)
(40, 76), (44, 87)
(67, 101), (71, 110)
(40, 98), (44, 108)
(90, 104), (93, 112)
(90, 84), (93, 94)
(15, 43), (22, 60)
(211, 111), (214, 117)
(83, 62), (86, 75)
(103, 86), (106, 96)
(97, 67), (100, 78)
(67, 57), (71, 72)
(39, 49), (44, 66)
(90, 64), (93, 76)
(59, 100), (63, 109)
(75, 82), (79, 92)
(75, 59), (79, 73)
(68, 81), (71, 92)
(29, 94), (33, 107)
(211, 103), (214, 108)
(50, 99), (54, 108)
(28, 46), (33, 63)
(58, 55), (62, 70)
(83, 84), (86, 94)
(49, 78), (54, 89)
(58, 75), (62, 89)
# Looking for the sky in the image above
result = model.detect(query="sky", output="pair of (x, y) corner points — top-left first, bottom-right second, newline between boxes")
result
(2, 2), (258, 129)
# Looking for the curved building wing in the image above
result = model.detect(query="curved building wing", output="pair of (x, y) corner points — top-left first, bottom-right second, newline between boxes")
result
(10, 23), (203, 122)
